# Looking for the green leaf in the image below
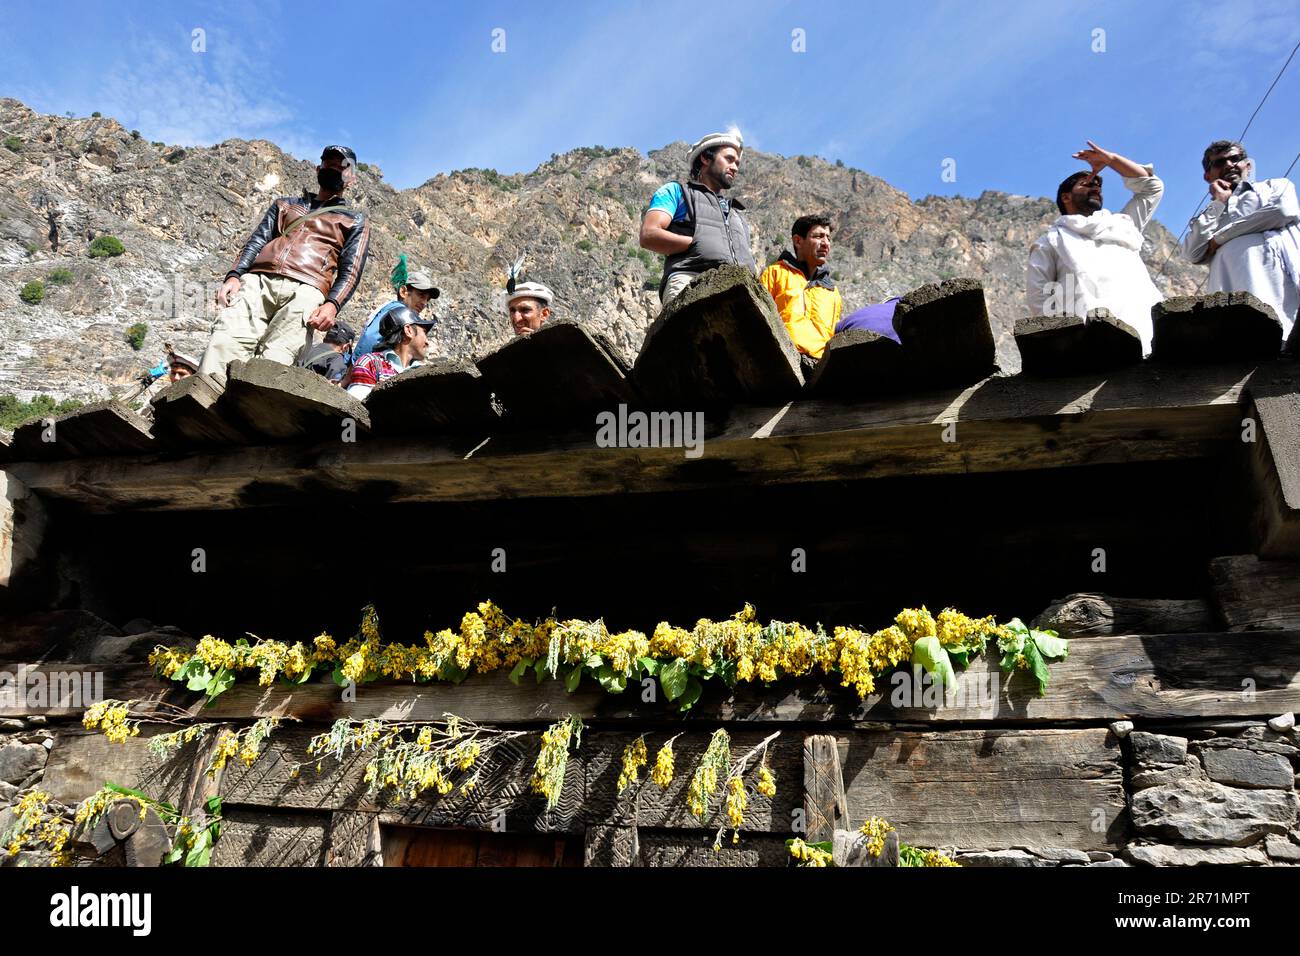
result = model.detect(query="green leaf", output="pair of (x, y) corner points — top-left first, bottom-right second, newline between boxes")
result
(910, 636), (956, 690)
(234, 638), (250, 649)
(205, 796), (222, 816)
(534, 658), (547, 685)
(564, 666), (583, 693)
(584, 654), (604, 671)
(1024, 639), (1052, 695)
(164, 845), (184, 864)
(508, 659), (529, 686)
(677, 677), (703, 711)
(204, 667), (236, 704)
(331, 665), (349, 687)
(1030, 629), (1069, 661)
(293, 665), (316, 685)
(717, 658), (738, 689)
(639, 657), (660, 676)
(174, 657), (205, 683)
(596, 665), (627, 694)
(659, 658), (689, 701)
(948, 649), (970, 668)
(185, 662), (213, 692)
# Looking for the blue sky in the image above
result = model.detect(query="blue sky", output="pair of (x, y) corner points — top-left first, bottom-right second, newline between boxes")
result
(2, 0), (1298, 233)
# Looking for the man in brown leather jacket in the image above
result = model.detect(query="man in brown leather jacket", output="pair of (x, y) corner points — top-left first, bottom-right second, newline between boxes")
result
(198, 145), (371, 377)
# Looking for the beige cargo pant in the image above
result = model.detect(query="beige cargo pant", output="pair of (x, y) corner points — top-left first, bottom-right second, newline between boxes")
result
(197, 272), (325, 377)
(660, 271), (695, 305)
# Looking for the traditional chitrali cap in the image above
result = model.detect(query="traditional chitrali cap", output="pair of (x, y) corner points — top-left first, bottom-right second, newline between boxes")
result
(506, 281), (554, 309)
(688, 130), (744, 170)
(166, 348), (199, 373)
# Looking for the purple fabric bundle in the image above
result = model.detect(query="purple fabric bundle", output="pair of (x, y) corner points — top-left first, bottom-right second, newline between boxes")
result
(836, 297), (901, 341)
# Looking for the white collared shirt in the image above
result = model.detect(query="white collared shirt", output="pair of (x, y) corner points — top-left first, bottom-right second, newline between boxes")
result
(1182, 178), (1300, 337)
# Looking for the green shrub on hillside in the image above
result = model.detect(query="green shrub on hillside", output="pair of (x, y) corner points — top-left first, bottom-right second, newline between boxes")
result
(20, 281), (44, 305)
(89, 235), (125, 258)
(0, 394), (83, 431)
(2, 135), (21, 152)
(126, 322), (149, 350)
(47, 267), (74, 285)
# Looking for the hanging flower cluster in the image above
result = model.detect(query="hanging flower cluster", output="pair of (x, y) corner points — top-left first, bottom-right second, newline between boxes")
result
(299, 715), (526, 803)
(148, 603), (1066, 711)
(530, 715), (583, 811)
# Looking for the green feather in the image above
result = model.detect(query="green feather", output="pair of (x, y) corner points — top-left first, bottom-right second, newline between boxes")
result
(390, 253), (409, 292)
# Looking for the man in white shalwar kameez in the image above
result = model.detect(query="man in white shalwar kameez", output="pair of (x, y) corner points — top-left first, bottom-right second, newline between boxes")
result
(1026, 141), (1165, 353)
(1182, 141), (1299, 342)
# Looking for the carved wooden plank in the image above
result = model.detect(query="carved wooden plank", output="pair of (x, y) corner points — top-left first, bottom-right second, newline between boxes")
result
(150, 372), (254, 449)
(842, 728), (1125, 850)
(326, 810), (382, 866)
(893, 278), (998, 386)
(8, 359), (1258, 513)
(221, 359), (370, 441)
(209, 807), (329, 867)
(1209, 554), (1300, 631)
(218, 726), (584, 833)
(1244, 362), (1300, 558)
(4, 400), (154, 462)
(15, 630), (1300, 723)
(366, 358), (499, 434)
(803, 734), (848, 841)
(1031, 593), (1214, 637)
(476, 320), (635, 426)
(1152, 293), (1283, 364)
(632, 265), (804, 406)
(805, 329), (907, 399)
(582, 731), (798, 832)
(582, 825), (788, 867)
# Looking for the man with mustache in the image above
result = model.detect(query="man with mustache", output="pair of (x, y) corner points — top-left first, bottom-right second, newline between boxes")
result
(198, 145), (371, 377)
(639, 130), (757, 305)
(1182, 141), (1299, 340)
(760, 214), (843, 362)
(1025, 140), (1165, 353)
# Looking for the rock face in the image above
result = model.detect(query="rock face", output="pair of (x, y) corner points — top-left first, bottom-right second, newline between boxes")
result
(0, 741), (47, 784)
(0, 97), (1205, 405)
(1129, 780), (1297, 845)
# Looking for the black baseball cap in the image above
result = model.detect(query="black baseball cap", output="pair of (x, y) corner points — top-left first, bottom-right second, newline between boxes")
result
(321, 145), (357, 169)
(378, 304), (436, 347)
(323, 318), (355, 345)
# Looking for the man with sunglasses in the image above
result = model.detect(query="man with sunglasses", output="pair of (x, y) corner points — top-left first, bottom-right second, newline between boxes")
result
(1026, 140), (1165, 353)
(1182, 141), (1299, 340)
(198, 145), (371, 378)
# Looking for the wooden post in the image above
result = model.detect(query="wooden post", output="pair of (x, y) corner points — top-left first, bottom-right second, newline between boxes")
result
(0, 469), (45, 588)
(802, 734), (848, 842)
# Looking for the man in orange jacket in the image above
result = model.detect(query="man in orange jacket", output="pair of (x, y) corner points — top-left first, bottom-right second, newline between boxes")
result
(760, 214), (843, 361)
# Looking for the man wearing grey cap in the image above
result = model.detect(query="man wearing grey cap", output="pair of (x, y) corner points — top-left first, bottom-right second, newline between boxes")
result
(199, 144), (371, 377)
(351, 254), (441, 361)
(507, 281), (553, 335)
(639, 130), (757, 305)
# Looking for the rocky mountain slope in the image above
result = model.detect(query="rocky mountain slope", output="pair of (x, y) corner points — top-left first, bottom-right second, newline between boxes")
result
(0, 97), (1206, 402)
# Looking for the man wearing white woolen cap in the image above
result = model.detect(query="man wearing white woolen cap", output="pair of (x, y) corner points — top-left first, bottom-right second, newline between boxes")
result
(639, 130), (757, 305)
(507, 281), (554, 336)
